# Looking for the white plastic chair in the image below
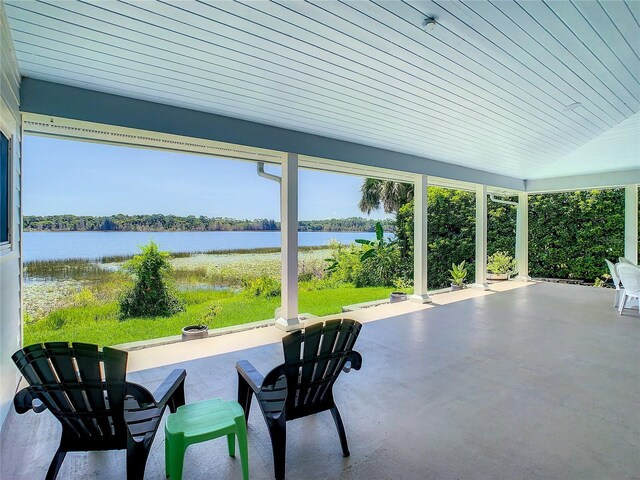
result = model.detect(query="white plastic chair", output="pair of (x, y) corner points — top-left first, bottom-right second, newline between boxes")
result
(617, 263), (640, 315)
(618, 257), (636, 265)
(605, 259), (623, 308)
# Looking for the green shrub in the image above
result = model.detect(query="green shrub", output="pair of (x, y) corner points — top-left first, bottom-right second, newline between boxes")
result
(487, 251), (516, 274)
(528, 189), (627, 280)
(324, 233), (403, 288)
(356, 222), (401, 286)
(243, 276), (281, 297)
(71, 287), (95, 307)
(325, 241), (364, 284)
(449, 261), (468, 287)
(396, 188), (479, 289)
(118, 241), (184, 318)
(392, 277), (413, 292)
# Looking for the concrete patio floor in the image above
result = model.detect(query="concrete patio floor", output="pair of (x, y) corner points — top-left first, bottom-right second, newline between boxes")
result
(1, 282), (638, 479)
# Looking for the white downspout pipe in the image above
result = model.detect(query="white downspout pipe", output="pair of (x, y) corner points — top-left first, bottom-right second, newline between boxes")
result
(257, 162), (281, 184)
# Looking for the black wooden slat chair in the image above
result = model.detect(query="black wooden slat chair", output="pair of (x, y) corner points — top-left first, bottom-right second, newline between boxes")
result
(12, 342), (186, 480)
(236, 318), (363, 480)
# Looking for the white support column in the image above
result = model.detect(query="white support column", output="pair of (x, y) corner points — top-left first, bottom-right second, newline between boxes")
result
(410, 174), (432, 303)
(471, 184), (489, 290)
(515, 192), (530, 280)
(624, 184), (638, 265)
(275, 153), (301, 331)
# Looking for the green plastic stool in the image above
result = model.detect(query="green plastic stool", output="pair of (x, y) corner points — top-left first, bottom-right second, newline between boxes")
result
(165, 398), (249, 480)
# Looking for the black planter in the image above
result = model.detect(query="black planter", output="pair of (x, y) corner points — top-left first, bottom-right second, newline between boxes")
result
(181, 325), (209, 341)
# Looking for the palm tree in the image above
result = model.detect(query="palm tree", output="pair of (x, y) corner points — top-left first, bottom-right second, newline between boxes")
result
(358, 179), (414, 214)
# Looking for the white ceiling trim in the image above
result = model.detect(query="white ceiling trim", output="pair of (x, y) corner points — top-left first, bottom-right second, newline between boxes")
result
(23, 111), (520, 195)
(22, 113), (286, 164)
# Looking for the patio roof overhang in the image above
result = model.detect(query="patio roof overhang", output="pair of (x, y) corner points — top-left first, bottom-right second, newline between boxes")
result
(0, 0), (639, 427)
(18, 78), (640, 193)
(5, 0), (640, 193)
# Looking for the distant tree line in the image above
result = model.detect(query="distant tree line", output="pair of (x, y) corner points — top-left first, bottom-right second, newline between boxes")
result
(23, 214), (394, 233)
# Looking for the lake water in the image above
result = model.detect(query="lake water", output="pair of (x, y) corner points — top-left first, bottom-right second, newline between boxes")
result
(23, 231), (385, 262)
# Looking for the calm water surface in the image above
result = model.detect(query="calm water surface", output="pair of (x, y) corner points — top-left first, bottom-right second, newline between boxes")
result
(23, 231), (383, 262)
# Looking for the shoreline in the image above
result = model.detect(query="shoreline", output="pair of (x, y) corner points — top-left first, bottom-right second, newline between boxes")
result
(23, 230), (386, 263)
(23, 229), (380, 233)
(23, 244), (332, 265)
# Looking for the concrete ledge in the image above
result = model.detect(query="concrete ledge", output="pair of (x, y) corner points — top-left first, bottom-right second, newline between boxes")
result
(115, 313), (319, 351)
(342, 298), (389, 312)
(114, 318), (275, 351)
(342, 287), (452, 312)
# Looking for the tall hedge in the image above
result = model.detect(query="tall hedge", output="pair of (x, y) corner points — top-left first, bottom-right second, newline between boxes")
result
(528, 189), (629, 280)
(394, 187), (634, 289)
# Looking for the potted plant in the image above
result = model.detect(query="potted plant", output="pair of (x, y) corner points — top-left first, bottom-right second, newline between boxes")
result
(449, 261), (467, 291)
(181, 302), (221, 341)
(486, 251), (516, 281)
(390, 277), (412, 303)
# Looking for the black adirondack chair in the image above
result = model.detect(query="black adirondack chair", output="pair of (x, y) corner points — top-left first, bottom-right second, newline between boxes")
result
(236, 318), (363, 480)
(12, 342), (187, 480)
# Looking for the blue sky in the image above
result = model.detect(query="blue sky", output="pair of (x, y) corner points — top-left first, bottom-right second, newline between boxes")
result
(23, 136), (390, 220)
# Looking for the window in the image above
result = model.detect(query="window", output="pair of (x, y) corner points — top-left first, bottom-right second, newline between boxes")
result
(1, 131), (10, 245)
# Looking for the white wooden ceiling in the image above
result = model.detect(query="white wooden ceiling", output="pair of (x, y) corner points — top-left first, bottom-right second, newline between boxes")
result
(5, 0), (640, 181)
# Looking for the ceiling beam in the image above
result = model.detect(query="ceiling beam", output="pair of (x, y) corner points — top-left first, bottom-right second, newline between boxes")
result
(20, 78), (525, 191)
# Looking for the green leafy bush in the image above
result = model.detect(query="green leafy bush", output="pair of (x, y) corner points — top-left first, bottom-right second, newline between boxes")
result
(324, 238), (397, 288)
(355, 222), (401, 286)
(528, 189), (628, 280)
(392, 277), (413, 292)
(325, 241), (365, 285)
(487, 251), (516, 274)
(396, 188), (480, 289)
(449, 261), (468, 287)
(118, 241), (184, 318)
(243, 276), (281, 297)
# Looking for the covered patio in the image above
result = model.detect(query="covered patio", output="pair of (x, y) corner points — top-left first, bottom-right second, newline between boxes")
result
(1, 1), (639, 479)
(2, 282), (639, 479)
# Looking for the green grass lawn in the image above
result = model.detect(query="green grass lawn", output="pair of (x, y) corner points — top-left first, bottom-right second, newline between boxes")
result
(24, 286), (392, 347)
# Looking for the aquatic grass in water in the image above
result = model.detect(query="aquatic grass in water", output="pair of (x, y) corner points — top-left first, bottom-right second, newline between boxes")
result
(25, 258), (109, 282)
(25, 246), (328, 282)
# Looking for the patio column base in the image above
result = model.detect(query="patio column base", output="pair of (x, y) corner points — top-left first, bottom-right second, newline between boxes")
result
(470, 282), (490, 290)
(275, 317), (303, 332)
(515, 275), (531, 282)
(409, 293), (432, 304)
